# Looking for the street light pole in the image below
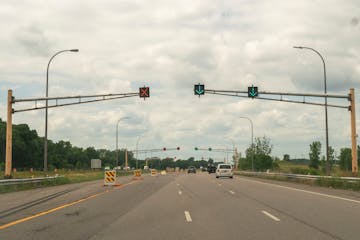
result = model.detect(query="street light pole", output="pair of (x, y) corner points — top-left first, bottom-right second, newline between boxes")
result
(239, 117), (254, 171)
(294, 46), (330, 175)
(116, 117), (129, 167)
(44, 49), (78, 172)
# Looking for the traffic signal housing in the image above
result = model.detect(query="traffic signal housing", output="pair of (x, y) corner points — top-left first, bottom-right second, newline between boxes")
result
(248, 85), (258, 98)
(194, 84), (205, 96)
(139, 87), (150, 98)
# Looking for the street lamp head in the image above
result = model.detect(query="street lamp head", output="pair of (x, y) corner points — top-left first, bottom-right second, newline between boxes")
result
(293, 46), (303, 49)
(70, 49), (79, 52)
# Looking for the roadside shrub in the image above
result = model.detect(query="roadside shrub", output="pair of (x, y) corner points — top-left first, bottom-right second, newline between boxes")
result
(309, 168), (320, 175)
(290, 168), (309, 175)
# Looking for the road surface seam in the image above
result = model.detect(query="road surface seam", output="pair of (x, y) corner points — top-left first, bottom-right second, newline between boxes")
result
(0, 188), (75, 218)
(0, 180), (139, 230)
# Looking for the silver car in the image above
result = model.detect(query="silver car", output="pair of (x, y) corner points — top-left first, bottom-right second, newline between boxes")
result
(216, 164), (233, 178)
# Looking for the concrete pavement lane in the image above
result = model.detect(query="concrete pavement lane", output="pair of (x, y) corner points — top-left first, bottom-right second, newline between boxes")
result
(0, 175), (135, 225)
(90, 172), (338, 240)
(214, 174), (360, 240)
(0, 174), (177, 240)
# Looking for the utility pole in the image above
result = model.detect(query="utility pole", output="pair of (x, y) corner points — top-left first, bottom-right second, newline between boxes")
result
(350, 88), (358, 174)
(125, 149), (128, 170)
(5, 90), (13, 178)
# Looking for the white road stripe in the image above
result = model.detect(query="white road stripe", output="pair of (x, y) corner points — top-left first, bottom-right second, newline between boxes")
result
(178, 190), (182, 195)
(262, 210), (280, 222)
(218, 183), (222, 187)
(184, 211), (192, 222)
(229, 190), (235, 195)
(239, 177), (360, 204)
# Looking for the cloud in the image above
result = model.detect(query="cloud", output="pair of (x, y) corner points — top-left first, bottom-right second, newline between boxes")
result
(13, 24), (52, 57)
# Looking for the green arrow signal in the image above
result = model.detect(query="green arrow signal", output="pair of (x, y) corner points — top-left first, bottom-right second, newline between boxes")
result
(194, 84), (205, 95)
(195, 147), (198, 150)
(195, 88), (204, 95)
(249, 87), (256, 97)
(248, 85), (258, 98)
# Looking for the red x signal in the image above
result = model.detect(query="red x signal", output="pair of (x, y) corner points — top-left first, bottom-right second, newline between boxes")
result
(139, 87), (150, 98)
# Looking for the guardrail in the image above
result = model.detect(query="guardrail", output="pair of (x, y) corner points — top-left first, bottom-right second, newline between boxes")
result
(0, 175), (64, 186)
(235, 171), (360, 182)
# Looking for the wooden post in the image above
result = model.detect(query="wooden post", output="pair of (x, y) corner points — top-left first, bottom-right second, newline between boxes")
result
(5, 90), (13, 178)
(350, 88), (358, 174)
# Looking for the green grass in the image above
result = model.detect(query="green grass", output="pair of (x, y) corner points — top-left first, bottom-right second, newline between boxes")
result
(277, 161), (309, 173)
(0, 169), (134, 194)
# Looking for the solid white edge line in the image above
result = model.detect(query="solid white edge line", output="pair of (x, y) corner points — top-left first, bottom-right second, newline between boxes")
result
(238, 177), (360, 204)
(262, 210), (280, 222)
(184, 211), (192, 222)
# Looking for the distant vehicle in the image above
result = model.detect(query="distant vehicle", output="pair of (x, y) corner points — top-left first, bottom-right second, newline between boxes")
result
(202, 167), (208, 172)
(104, 166), (110, 170)
(187, 166), (196, 174)
(216, 164), (233, 178)
(208, 165), (216, 174)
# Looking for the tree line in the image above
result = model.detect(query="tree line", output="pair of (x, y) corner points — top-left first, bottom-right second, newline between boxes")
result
(307, 141), (359, 172)
(0, 119), (211, 171)
(2, 119), (356, 173)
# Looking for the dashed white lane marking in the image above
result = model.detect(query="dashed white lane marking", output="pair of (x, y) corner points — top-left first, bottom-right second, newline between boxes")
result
(239, 177), (360, 204)
(262, 210), (280, 222)
(229, 190), (235, 195)
(184, 211), (192, 222)
(178, 190), (182, 195)
(218, 183), (222, 187)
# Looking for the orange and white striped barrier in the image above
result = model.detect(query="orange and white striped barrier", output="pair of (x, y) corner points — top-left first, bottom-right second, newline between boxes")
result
(104, 170), (116, 186)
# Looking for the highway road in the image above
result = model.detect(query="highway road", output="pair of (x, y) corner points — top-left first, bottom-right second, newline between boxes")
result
(0, 172), (360, 240)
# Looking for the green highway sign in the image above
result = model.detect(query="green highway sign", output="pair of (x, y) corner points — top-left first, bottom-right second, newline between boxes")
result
(194, 84), (205, 96)
(248, 85), (258, 98)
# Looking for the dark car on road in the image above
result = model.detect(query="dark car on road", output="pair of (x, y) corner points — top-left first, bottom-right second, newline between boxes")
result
(207, 165), (216, 174)
(188, 166), (196, 173)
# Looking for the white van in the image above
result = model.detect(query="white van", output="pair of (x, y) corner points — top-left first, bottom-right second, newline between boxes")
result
(216, 164), (233, 178)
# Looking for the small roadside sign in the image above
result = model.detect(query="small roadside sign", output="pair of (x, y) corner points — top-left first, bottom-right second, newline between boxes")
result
(104, 170), (116, 186)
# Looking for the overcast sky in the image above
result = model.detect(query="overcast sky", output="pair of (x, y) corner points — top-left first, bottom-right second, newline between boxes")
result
(0, 0), (360, 162)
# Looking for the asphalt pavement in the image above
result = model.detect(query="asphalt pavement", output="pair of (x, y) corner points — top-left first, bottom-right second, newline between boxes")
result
(0, 172), (360, 240)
